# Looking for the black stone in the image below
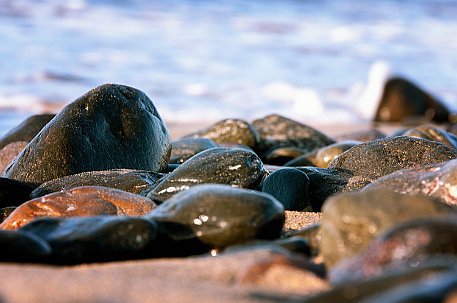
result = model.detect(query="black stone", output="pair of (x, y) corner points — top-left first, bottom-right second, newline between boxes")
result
(262, 147), (305, 166)
(0, 229), (51, 262)
(2, 84), (171, 185)
(170, 137), (218, 164)
(146, 147), (265, 203)
(401, 124), (457, 149)
(0, 177), (36, 208)
(262, 168), (310, 211)
(0, 206), (16, 223)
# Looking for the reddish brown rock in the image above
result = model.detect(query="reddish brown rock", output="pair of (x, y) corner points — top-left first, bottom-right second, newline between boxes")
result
(0, 141), (27, 173)
(0, 186), (157, 230)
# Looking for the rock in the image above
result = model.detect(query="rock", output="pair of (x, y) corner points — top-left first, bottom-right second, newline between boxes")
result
(146, 147), (265, 203)
(374, 77), (451, 123)
(365, 159), (457, 207)
(146, 184), (284, 251)
(0, 114), (55, 150)
(328, 136), (457, 187)
(262, 147), (306, 165)
(283, 223), (321, 257)
(21, 215), (158, 264)
(252, 114), (335, 156)
(401, 124), (457, 149)
(2, 84), (171, 185)
(0, 207), (16, 223)
(286, 140), (361, 168)
(261, 168), (310, 211)
(0, 186), (157, 230)
(183, 119), (259, 149)
(330, 217), (457, 283)
(0, 177), (36, 208)
(319, 189), (454, 268)
(0, 229), (51, 262)
(0, 141), (27, 173)
(334, 129), (386, 142)
(170, 137), (219, 164)
(30, 169), (163, 198)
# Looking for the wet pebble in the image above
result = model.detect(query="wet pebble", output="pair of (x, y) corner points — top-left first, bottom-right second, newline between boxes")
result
(2, 84), (171, 185)
(30, 169), (163, 198)
(0, 229), (51, 262)
(401, 124), (457, 149)
(0, 141), (28, 173)
(319, 189), (455, 268)
(252, 114), (335, 156)
(146, 147), (265, 203)
(184, 118), (259, 149)
(21, 215), (158, 264)
(0, 177), (36, 208)
(334, 128), (386, 142)
(262, 146), (306, 165)
(261, 168), (310, 211)
(145, 184), (285, 251)
(0, 207), (16, 223)
(0, 186), (157, 230)
(170, 137), (219, 164)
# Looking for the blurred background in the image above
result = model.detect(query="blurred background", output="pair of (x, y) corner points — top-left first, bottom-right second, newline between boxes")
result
(1, 0), (457, 136)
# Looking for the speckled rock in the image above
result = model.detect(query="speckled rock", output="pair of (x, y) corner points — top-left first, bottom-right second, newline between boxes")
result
(21, 215), (158, 264)
(0, 114), (55, 150)
(146, 147), (265, 203)
(252, 114), (335, 156)
(170, 137), (219, 164)
(319, 189), (454, 268)
(328, 136), (457, 187)
(0, 229), (51, 262)
(0, 141), (27, 173)
(365, 159), (457, 207)
(286, 140), (361, 168)
(334, 129), (386, 142)
(183, 119), (259, 149)
(262, 147), (306, 165)
(330, 217), (457, 284)
(0, 186), (157, 230)
(2, 84), (171, 185)
(401, 124), (457, 149)
(374, 77), (451, 123)
(261, 168), (310, 211)
(0, 177), (36, 208)
(0, 207), (15, 223)
(146, 184), (284, 251)
(30, 169), (163, 198)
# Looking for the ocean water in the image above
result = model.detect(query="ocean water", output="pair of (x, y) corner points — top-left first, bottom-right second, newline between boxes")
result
(1, 0), (457, 136)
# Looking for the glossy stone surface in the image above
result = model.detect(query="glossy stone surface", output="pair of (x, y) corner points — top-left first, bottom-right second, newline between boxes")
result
(365, 159), (457, 207)
(170, 137), (219, 164)
(21, 216), (158, 264)
(147, 147), (265, 203)
(30, 169), (163, 198)
(0, 186), (157, 230)
(262, 147), (306, 166)
(2, 84), (171, 185)
(0, 229), (51, 262)
(0, 177), (36, 208)
(261, 168), (310, 211)
(334, 129), (385, 142)
(319, 189), (454, 268)
(146, 184), (284, 249)
(402, 124), (457, 149)
(328, 136), (457, 186)
(0, 114), (55, 150)
(0, 141), (28, 173)
(252, 114), (335, 156)
(184, 118), (259, 149)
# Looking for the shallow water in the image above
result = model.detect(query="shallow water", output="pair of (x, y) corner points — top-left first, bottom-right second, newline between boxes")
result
(1, 0), (457, 136)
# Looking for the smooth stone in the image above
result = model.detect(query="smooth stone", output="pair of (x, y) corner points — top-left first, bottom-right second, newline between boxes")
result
(252, 114), (335, 156)
(146, 184), (285, 250)
(0, 207), (16, 223)
(224, 237), (312, 258)
(401, 124), (457, 149)
(261, 168), (310, 211)
(365, 159), (457, 207)
(0, 141), (28, 173)
(2, 84), (171, 185)
(0, 114), (55, 150)
(30, 169), (163, 198)
(374, 77), (451, 123)
(286, 140), (361, 168)
(21, 216), (158, 264)
(183, 118), (259, 149)
(330, 217), (457, 284)
(0, 229), (51, 262)
(262, 147), (306, 166)
(0, 186), (157, 230)
(334, 129), (386, 142)
(146, 147), (265, 203)
(319, 189), (454, 268)
(283, 223), (321, 257)
(170, 137), (218, 164)
(0, 177), (36, 208)
(328, 136), (457, 186)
